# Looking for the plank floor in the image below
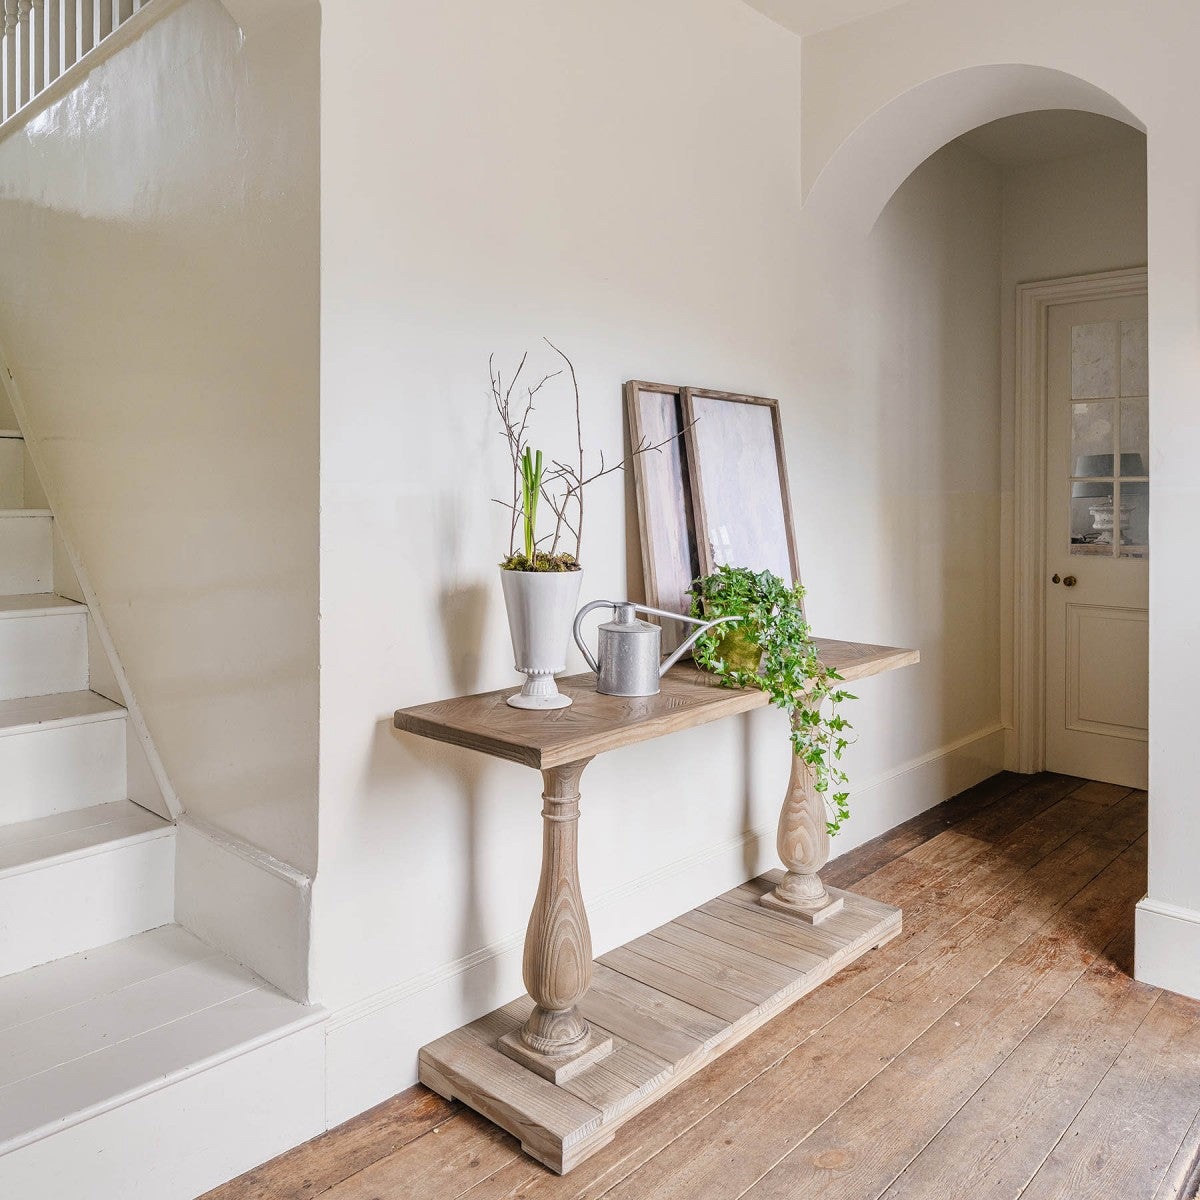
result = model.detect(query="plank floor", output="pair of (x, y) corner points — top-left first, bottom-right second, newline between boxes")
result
(205, 772), (1200, 1200)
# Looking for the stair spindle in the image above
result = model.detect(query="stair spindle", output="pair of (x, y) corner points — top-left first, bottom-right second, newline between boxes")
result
(15, 0), (29, 108)
(76, 0), (92, 58)
(41, 0), (57, 86)
(93, 0), (110, 44)
(29, 0), (44, 94)
(2, 0), (17, 122)
(57, 0), (75, 77)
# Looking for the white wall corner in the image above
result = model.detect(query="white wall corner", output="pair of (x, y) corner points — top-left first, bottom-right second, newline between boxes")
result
(1135, 897), (1200, 1001)
(176, 817), (313, 1003)
(219, 0), (303, 34)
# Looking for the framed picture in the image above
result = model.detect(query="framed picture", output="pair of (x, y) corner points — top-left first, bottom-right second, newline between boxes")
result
(624, 381), (699, 637)
(682, 388), (800, 587)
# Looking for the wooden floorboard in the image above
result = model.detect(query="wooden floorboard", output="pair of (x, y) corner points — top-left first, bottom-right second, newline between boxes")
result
(204, 772), (1200, 1200)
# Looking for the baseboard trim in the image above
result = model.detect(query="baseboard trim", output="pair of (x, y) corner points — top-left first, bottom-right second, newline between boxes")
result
(176, 817), (312, 1002)
(324, 722), (1004, 1124)
(1136, 896), (1200, 1001)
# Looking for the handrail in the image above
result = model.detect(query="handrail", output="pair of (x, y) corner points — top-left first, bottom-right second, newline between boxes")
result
(1, 0), (148, 124)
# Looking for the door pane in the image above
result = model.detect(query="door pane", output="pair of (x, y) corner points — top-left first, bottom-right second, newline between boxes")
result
(1072, 484), (1115, 556)
(1119, 398), (1149, 473)
(1119, 480), (1149, 559)
(1071, 400), (1115, 476)
(1072, 322), (1118, 399)
(1120, 318), (1149, 396)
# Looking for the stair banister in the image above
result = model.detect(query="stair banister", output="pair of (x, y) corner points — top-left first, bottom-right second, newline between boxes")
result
(0, 0), (153, 127)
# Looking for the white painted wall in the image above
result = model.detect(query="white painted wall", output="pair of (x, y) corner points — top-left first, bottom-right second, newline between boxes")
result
(792, 0), (1200, 997)
(317, 0), (1005, 1121)
(1000, 139), (1147, 288)
(0, 0), (320, 991)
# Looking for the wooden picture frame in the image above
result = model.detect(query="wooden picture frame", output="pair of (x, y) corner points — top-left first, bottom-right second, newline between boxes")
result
(682, 387), (801, 588)
(627, 382), (802, 649)
(624, 381), (700, 640)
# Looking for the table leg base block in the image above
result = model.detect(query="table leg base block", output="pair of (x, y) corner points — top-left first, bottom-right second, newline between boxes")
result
(758, 889), (845, 924)
(497, 1026), (614, 1084)
(419, 871), (900, 1175)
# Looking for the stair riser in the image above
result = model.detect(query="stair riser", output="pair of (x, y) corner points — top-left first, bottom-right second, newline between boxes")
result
(0, 612), (88, 701)
(0, 516), (52, 595)
(0, 719), (127, 822)
(0, 833), (175, 977)
(0, 440), (22, 508)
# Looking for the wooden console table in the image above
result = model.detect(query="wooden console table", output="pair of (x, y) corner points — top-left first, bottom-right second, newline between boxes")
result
(394, 639), (917, 1173)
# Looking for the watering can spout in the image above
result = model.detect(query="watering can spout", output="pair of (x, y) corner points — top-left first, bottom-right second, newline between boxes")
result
(659, 613), (740, 675)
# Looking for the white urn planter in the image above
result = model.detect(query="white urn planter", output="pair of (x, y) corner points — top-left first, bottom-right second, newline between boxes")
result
(500, 567), (583, 709)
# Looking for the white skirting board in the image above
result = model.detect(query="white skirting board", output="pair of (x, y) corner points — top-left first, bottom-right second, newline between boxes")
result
(324, 724), (1005, 1126)
(1135, 896), (1200, 1001)
(175, 816), (313, 1002)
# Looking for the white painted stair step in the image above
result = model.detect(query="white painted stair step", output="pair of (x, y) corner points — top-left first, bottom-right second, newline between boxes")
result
(0, 926), (326, 1200)
(0, 594), (88, 701)
(0, 510), (52, 595)
(0, 691), (128, 822)
(0, 801), (174, 977)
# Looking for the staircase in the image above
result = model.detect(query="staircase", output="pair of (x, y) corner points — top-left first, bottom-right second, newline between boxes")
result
(0, 428), (174, 974)
(0, 428), (326, 1199)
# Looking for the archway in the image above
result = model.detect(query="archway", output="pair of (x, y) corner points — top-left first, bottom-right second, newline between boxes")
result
(802, 64), (1144, 237)
(794, 60), (1170, 985)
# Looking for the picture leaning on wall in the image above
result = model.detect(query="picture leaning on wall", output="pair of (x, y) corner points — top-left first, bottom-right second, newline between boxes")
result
(627, 381), (801, 650)
(682, 387), (799, 585)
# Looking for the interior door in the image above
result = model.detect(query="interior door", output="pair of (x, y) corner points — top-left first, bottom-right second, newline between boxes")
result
(1044, 293), (1149, 788)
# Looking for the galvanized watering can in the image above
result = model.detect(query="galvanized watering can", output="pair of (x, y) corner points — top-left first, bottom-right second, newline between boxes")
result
(572, 600), (739, 697)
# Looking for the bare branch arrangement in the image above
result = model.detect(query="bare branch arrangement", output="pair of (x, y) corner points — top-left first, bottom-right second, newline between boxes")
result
(490, 352), (560, 558)
(492, 341), (691, 572)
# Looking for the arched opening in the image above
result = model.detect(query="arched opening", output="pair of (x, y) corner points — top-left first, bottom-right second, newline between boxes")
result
(792, 60), (1159, 981)
(792, 68), (1147, 902)
(802, 64), (1144, 235)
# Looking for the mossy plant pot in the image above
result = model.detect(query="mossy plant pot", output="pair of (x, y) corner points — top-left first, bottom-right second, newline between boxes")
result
(500, 566), (583, 710)
(713, 622), (764, 674)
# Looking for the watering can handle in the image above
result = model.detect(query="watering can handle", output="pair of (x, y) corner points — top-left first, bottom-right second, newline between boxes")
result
(572, 600), (620, 675)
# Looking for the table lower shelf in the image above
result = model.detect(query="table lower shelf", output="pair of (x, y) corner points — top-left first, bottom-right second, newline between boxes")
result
(419, 870), (901, 1174)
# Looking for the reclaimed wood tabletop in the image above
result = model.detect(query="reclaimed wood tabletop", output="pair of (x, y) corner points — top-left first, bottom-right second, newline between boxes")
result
(393, 638), (919, 769)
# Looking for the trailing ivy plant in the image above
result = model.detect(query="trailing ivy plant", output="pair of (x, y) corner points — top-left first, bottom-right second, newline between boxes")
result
(689, 565), (857, 835)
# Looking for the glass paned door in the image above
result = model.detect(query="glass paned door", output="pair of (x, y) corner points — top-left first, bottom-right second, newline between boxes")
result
(1045, 295), (1148, 790)
(1068, 319), (1149, 560)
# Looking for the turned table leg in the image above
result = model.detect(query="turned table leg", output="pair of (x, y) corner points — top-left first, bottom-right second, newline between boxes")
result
(759, 717), (845, 924)
(497, 757), (613, 1084)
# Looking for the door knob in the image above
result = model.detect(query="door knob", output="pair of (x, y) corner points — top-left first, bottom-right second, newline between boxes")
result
(1063, 575), (1077, 587)
(1051, 574), (1061, 584)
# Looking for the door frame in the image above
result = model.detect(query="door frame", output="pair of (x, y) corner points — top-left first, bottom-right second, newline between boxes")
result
(1012, 266), (1148, 774)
